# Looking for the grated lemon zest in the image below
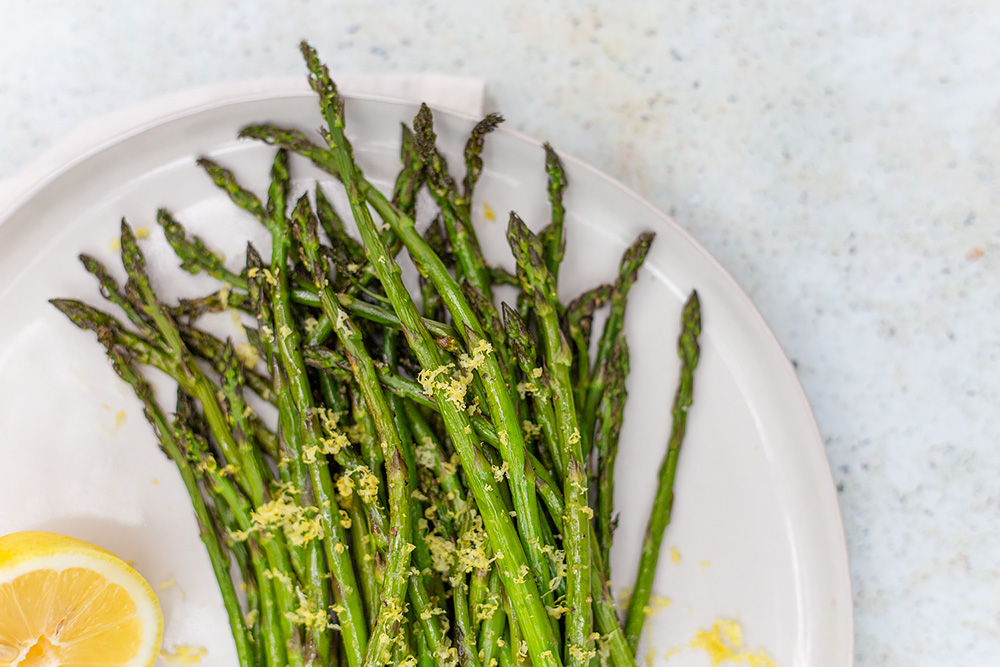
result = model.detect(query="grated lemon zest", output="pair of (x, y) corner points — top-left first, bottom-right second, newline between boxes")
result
(491, 461), (509, 481)
(161, 645), (207, 665)
(689, 619), (777, 667)
(285, 588), (330, 632)
(643, 595), (672, 617)
(235, 342), (260, 369)
(230, 490), (323, 546)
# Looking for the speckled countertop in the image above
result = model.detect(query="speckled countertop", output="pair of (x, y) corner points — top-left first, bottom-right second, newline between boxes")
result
(2, 1), (997, 664)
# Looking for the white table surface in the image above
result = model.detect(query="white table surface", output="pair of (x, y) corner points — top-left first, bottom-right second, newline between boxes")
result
(2, 2), (997, 665)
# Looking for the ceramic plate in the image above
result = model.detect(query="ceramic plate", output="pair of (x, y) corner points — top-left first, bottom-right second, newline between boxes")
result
(0, 88), (852, 666)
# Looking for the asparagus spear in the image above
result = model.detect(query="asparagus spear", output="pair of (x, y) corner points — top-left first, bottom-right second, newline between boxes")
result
(581, 233), (655, 454)
(623, 291), (702, 652)
(507, 213), (593, 666)
(538, 144), (568, 284)
(593, 336), (630, 579)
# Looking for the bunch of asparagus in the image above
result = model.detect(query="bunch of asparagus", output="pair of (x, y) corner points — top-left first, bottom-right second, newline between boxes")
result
(52, 43), (701, 667)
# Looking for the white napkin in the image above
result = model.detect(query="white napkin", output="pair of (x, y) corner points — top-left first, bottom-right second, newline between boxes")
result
(0, 73), (486, 216)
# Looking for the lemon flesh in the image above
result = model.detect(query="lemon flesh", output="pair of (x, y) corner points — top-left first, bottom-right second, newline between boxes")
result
(0, 532), (163, 667)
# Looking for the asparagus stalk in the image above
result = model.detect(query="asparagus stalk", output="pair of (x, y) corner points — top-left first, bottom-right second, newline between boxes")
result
(506, 213), (593, 665)
(623, 291), (702, 652)
(581, 233), (655, 453)
(538, 144), (568, 284)
(594, 337), (629, 578)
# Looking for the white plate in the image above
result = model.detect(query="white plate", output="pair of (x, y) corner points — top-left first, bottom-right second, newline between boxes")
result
(0, 88), (852, 666)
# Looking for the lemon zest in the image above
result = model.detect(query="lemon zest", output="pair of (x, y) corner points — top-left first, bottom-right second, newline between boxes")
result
(161, 645), (207, 665)
(285, 588), (330, 632)
(235, 342), (260, 369)
(689, 619), (777, 667)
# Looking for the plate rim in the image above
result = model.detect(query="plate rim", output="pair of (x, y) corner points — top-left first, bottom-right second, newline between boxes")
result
(0, 82), (854, 664)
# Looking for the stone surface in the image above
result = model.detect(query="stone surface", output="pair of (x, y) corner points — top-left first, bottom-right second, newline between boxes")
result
(2, 1), (998, 664)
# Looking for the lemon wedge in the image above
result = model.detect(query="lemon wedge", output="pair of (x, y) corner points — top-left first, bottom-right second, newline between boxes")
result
(0, 531), (163, 667)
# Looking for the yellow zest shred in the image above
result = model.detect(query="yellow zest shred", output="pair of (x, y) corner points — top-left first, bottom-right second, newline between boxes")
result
(230, 490), (323, 547)
(334, 307), (349, 332)
(218, 464), (239, 478)
(645, 643), (657, 667)
(415, 440), (438, 469)
(515, 381), (537, 399)
(476, 595), (501, 621)
(217, 283), (232, 308)
(483, 201), (496, 221)
(161, 645), (207, 665)
(643, 595), (672, 617)
(517, 640), (529, 662)
(546, 604), (570, 618)
(491, 461), (509, 481)
(459, 339), (492, 371)
(689, 619), (777, 667)
(617, 586), (633, 608)
(285, 588), (330, 632)
(569, 644), (597, 665)
(355, 467), (380, 503)
(235, 342), (260, 369)
(337, 474), (354, 498)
